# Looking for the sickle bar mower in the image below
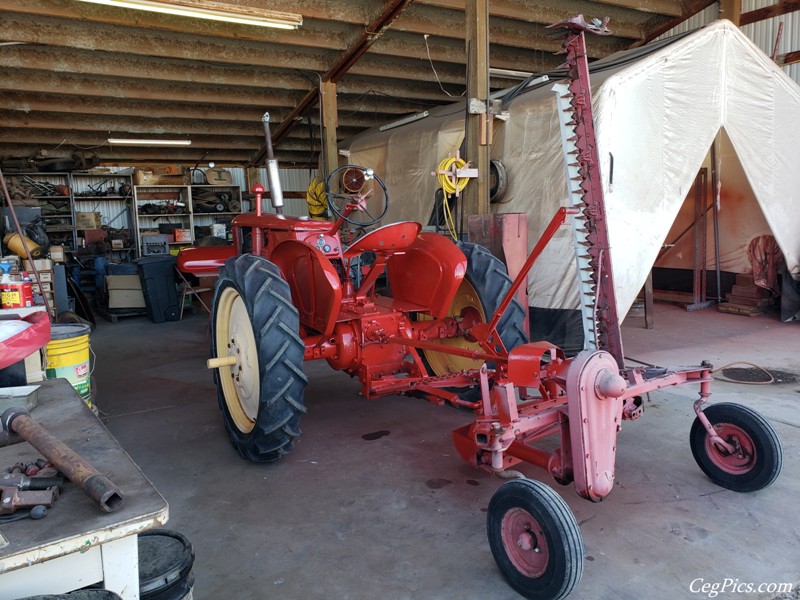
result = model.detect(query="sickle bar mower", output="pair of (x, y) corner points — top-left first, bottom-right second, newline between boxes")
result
(185, 15), (783, 600)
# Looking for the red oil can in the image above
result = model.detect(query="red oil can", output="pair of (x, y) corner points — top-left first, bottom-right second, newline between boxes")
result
(1, 278), (34, 309)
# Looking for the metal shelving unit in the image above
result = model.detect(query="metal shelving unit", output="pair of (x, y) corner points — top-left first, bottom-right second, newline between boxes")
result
(4, 172), (134, 253)
(132, 184), (241, 256)
(71, 172), (134, 251)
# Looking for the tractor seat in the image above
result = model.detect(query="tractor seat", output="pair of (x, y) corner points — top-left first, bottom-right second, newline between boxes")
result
(343, 221), (421, 259)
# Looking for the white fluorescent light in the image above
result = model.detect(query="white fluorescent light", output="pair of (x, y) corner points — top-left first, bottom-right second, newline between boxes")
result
(108, 138), (192, 146)
(489, 68), (534, 80)
(490, 75), (550, 100)
(379, 111), (430, 132)
(76, 0), (302, 30)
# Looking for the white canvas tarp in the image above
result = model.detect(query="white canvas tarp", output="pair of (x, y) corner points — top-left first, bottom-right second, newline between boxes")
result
(345, 20), (800, 319)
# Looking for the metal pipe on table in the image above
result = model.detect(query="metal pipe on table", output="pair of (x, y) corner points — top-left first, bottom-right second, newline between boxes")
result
(1, 408), (124, 513)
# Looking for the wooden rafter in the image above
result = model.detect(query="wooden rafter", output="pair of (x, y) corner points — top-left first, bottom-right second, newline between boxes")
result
(741, 0), (800, 26)
(250, 0), (418, 166)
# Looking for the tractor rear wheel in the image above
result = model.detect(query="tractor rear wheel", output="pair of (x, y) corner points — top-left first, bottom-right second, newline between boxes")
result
(419, 242), (528, 389)
(211, 254), (308, 462)
(487, 479), (584, 600)
(690, 402), (782, 492)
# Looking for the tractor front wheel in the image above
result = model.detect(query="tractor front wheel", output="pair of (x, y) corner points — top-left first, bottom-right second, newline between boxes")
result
(211, 254), (308, 462)
(690, 403), (782, 492)
(487, 479), (584, 600)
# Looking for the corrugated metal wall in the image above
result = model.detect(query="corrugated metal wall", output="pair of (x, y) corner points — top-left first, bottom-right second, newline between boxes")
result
(230, 168), (318, 217)
(76, 167), (320, 234)
(655, 4), (719, 36)
(741, 0), (800, 82)
(656, 2), (799, 83)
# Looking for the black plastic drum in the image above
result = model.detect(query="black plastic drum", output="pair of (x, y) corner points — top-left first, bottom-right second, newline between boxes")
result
(138, 529), (195, 600)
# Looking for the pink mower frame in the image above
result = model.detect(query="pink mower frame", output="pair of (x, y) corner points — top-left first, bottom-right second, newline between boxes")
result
(419, 206), (725, 502)
(444, 202), (779, 600)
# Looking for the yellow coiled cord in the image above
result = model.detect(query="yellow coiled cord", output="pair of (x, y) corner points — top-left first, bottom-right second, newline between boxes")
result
(434, 157), (469, 240)
(306, 176), (328, 219)
(436, 156), (469, 195)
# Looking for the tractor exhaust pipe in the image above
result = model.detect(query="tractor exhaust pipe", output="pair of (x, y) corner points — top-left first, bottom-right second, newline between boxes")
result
(261, 112), (284, 214)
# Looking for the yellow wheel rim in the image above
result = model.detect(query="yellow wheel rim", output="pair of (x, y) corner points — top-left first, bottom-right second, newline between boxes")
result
(420, 278), (486, 375)
(215, 286), (260, 433)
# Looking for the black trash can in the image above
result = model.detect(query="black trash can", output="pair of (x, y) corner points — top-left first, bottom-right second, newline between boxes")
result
(135, 255), (180, 323)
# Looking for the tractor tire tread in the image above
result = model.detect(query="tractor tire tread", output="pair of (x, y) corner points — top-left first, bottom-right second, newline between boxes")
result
(458, 241), (529, 355)
(213, 254), (308, 463)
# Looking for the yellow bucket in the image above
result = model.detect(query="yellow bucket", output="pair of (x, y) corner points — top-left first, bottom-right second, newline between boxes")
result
(3, 232), (42, 259)
(46, 324), (92, 407)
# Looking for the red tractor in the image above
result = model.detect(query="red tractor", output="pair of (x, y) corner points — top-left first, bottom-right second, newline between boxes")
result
(178, 18), (783, 600)
(183, 163), (529, 461)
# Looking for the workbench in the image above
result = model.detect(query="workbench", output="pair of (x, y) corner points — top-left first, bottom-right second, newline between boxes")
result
(0, 379), (169, 599)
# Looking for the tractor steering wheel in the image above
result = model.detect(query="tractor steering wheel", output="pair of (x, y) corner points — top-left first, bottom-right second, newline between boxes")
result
(325, 165), (389, 227)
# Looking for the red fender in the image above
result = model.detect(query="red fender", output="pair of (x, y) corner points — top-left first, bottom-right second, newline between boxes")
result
(271, 240), (342, 337)
(177, 245), (236, 276)
(387, 233), (466, 319)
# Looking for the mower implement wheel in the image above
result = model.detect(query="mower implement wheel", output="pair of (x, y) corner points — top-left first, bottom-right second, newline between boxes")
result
(690, 403), (782, 492)
(488, 479), (584, 600)
(420, 242), (528, 384)
(211, 254), (308, 462)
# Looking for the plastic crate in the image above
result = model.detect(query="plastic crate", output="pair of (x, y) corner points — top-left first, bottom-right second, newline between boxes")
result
(142, 234), (169, 256)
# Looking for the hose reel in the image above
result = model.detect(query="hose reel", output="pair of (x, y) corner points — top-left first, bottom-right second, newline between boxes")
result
(434, 156), (508, 203)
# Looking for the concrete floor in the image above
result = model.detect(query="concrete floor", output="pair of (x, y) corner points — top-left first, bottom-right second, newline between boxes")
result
(90, 303), (799, 600)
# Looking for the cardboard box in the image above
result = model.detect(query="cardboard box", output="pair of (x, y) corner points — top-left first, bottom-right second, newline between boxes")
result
(23, 258), (53, 272)
(111, 239), (125, 249)
(32, 282), (52, 294)
(108, 289), (146, 309)
(205, 168), (233, 185)
(82, 229), (106, 244)
(49, 245), (66, 262)
(107, 274), (146, 309)
(33, 290), (53, 303)
(134, 165), (189, 186)
(106, 275), (141, 290)
(174, 229), (192, 243)
(76, 212), (102, 230)
(35, 271), (53, 283)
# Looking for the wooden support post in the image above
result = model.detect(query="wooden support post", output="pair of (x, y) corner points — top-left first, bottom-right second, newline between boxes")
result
(321, 81), (339, 180)
(720, 0), (742, 26)
(463, 0), (491, 224)
(467, 213), (530, 336)
(644, 271), (654, 330)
